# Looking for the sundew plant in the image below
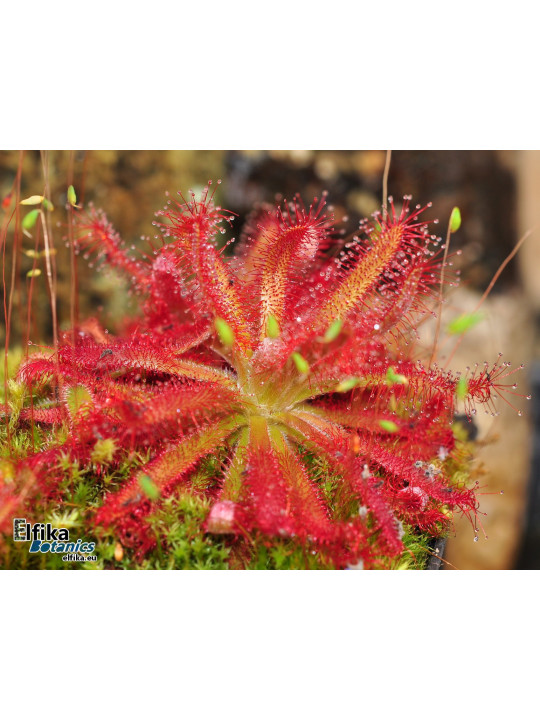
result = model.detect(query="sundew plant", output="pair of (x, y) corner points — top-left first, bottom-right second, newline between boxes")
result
(0, 176), (527, 569)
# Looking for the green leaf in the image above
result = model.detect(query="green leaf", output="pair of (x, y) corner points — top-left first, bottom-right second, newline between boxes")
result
(67, 185), (77, 207)
(336, 377), (359, 393)
(323, 318), (343, 343)
(266, 314), (280, 339)
(22, 209), (40, 231)
(379, 419), (399, 433)
(446, 312), (483, 336)
(138, 474), (160, 501)
(291, 352), (310, 374)
(449, 207), (461, 233)
(215, 317), (234, 347)
(26, 268), (41, 278)
(42, 198), (54, 211)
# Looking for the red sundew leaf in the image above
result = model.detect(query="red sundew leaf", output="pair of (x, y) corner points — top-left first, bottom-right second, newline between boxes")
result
(108, 382), (243, 441)
(252, 196), (330, 341)
(270, 428), (332, 534)
(157, 186), (255, 355)
(74, 206), (150, 290)
(280, 410), (404, 556)
(98, 414), (245, 517)
(349, 266), (432, 341)
(58, 340), (237, 389)
(301, 200), (440, 342)
(17, 355), (57, 386)
(230, 202), (280, 284)
(145, 249), (205, 326)
(19, 407), (66, 425)
(216, 427), (250, 503)
(313, 220), (405, 333)
(276, 407), (472, 553)
(17, 447), (67, 501)
(195, 244), (254, 354)
(0, 485), (28, 535)
(242, 438), (293, 537)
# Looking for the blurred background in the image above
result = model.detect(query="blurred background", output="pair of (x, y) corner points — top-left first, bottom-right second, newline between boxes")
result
(1, 149), (539, 569)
